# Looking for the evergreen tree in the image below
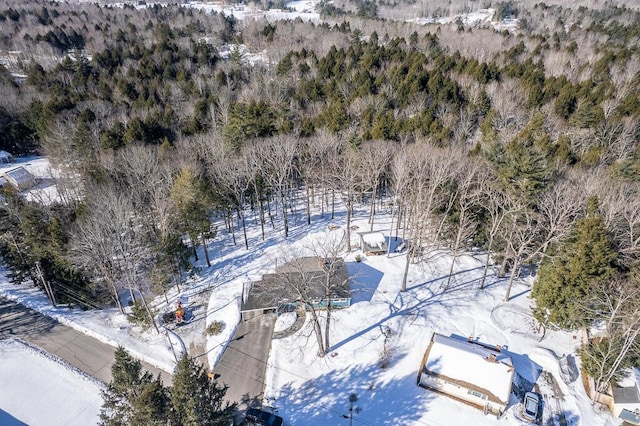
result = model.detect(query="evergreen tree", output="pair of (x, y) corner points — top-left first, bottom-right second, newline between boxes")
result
(170, 166), (213, 265)
(129, 377), (170, 425)
(169, 355), (236, 426)
(486, 113), (553, 204)
(100, 347), (168, 426)
(532, 201), (618, 329)
(101, 350), (234, 425)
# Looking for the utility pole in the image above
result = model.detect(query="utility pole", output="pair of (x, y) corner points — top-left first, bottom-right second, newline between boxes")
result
(342, 393), (358, 426)
(165, 328), (179, 363)
(35, 261), (57, 308)
(348, 393), (358, 426)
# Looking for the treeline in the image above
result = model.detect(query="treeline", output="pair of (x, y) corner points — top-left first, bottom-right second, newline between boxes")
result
(0, 0), (639, 391)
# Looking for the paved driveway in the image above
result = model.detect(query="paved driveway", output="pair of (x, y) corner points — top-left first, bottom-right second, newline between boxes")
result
(0, 297), (172, 385)
(213, 311), (276, 409)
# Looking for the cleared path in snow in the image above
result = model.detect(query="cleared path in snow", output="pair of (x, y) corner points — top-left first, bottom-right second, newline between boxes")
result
(213, 311), (276, 410)
(0, 297), (173, 385)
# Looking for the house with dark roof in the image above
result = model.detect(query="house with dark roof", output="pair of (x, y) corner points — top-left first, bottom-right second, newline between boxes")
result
(3, 166), (36, 190)
(241, 257), (351, 320)
(417, 333), (515, 416)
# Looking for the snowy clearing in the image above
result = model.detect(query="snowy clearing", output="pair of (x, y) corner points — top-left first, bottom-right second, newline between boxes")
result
(0, 194), (620, 425)
(0, 338), (103, 426)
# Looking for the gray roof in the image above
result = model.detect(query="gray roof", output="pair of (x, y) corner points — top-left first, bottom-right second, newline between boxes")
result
(613, 386), (640, 404)
(241, 257), (350, 312)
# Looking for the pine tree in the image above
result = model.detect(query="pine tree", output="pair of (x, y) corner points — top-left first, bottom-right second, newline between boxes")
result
(169, 355), (235, 426)
(130, 377), (170, 425)
(170, 166), (213, 265)
(100, 347), (168, 426)
(532, 203), (618, 329)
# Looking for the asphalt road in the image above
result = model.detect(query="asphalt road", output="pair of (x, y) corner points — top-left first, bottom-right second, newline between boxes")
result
(213, 311), (276, 410)
(0, 297), (173, 385)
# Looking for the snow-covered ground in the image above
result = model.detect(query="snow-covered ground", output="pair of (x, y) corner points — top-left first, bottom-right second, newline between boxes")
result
(180, 1), (321, 24)
(0, 193), (619, 425)
(0, 339), (103, 426)
(407, 8), (520, 33)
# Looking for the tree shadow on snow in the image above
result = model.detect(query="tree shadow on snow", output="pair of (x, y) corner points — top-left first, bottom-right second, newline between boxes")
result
(544, 409), (580, 426)
(0, 301), (56, 338)
(330, 283), (477, 353)
(407, 265), (485, 292)
(275, 361), (435, 425)
(385, 236), (406, 256)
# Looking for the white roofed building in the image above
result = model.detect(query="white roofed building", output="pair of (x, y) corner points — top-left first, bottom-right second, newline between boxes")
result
(417, 333), (514, 416)
(3, 166), (37, 191)
(358, 231), (388, 255)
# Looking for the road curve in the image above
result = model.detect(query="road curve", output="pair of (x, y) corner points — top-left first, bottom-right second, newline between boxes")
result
(0, 297), (173, 385)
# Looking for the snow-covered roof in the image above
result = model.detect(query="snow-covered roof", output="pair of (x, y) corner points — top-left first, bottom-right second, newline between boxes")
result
(4, 166), (35, 188)
(360, 231), (387, 250)
(424, 333), (514, 403)
(0, 150), (11, 159)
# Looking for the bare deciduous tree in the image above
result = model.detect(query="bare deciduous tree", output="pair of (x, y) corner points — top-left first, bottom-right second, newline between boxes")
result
(209, 153), (253, 250)
(70, 184), (157, 330)
(580, 277), (640, 395)
(356, 140), (394, 231)
(396, 142), (460, 292)
(503, 180), (582, 301)
(599, 179), (640, 268)
(252, 135), (299, 238)
(477, 173), (515, 290)
(444, 157), (482, 290)
(268, 231), (348, 357)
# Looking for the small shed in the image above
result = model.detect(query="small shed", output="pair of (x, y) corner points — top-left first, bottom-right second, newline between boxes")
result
(609, 368), (640, 425)
(0, 150), (13, 164)
(240, 257), (351, 320)
(3, 166), (36, 190)
(358, 231), (387, 255)
(417, 333), (514, 416)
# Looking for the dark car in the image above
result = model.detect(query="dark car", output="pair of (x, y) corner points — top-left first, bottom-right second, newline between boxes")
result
(244, 408), (284, 426)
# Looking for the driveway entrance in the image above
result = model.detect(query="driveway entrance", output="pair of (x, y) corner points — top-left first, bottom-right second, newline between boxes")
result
(213, 311), (276, 410)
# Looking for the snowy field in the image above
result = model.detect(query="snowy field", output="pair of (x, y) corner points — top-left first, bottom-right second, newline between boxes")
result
(0, 339), (103, 426)
(0, 189), (620, 425)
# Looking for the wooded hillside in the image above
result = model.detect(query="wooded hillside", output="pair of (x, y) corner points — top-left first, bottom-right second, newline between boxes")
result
(0, 0), (639, 392)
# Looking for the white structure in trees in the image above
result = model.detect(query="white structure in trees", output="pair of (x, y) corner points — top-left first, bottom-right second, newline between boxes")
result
(418, 333), (514, 416)
(0, 150), (14, 164)
(358, 231), (387, 255)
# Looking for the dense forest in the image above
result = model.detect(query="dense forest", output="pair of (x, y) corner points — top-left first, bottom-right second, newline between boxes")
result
(0, 0), (639, 393)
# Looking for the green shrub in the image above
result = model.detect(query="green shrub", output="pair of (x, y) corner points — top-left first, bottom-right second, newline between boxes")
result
(128, 301), (155, 330)
(206, 320), (225, 336)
